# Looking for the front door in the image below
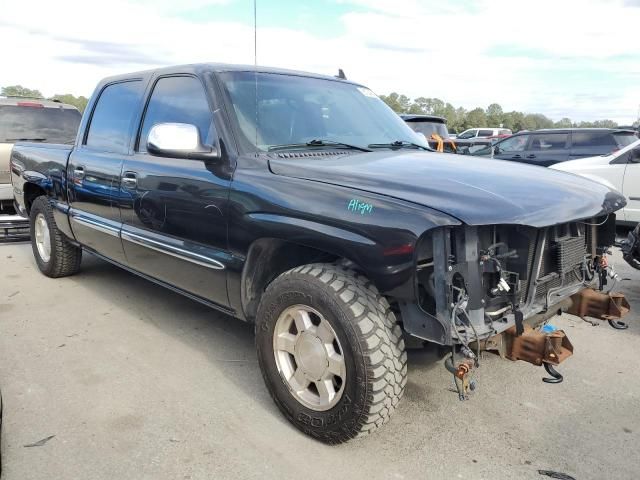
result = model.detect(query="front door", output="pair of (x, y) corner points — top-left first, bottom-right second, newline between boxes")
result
(118, 75), (232, 308)
(67, 80), (144, 264)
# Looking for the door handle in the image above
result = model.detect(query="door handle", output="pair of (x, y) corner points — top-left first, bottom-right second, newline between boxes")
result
(122, 172), (137, 189)
(526, 154), (536, 159)
(74, 166), (85, 179)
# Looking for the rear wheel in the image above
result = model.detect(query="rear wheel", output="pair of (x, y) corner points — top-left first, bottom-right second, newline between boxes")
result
(255, 263), (407, 444)
(30, 196), (82, 278)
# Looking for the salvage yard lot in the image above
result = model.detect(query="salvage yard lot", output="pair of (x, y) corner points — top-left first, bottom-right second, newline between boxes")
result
(1, 242), (639, 480)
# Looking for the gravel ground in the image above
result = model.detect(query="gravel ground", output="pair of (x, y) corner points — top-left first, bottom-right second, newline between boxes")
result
(0, 241), (639, 480)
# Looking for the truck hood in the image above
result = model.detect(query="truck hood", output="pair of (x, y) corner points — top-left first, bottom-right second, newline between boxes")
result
(268, 150), (625, 227)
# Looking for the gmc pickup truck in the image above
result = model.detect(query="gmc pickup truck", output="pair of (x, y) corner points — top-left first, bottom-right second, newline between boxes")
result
(11, 63), (629, 444)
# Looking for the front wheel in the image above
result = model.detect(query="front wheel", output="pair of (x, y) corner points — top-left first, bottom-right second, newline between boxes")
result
(255, 263), (407, 444)
(30, 196), (82, 278)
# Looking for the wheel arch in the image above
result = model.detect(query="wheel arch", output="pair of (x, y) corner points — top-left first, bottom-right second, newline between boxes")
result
(241, 238), (346, 321)
(23, 182), (47, 214)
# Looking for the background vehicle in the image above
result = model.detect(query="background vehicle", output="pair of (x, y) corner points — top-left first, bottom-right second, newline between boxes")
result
(471, 128), (637, 167)
(10, 63), (626, 444)
(0, 97), (81, 240)
(400, 114), (456, 152)
(551, 139), (640, 225)
(457, 127), (512, 139)
(454, 127), (512, 153)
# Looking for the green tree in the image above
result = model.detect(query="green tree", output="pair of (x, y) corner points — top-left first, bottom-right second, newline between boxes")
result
(466, 108), (488, 127)
(591, 119), (618, 128)
(554, 117), (573, 128)
(486, 103), (504, 127)
(502, 111), (524, 131)
(379, 92), (412, 113)
(1, 85), (43, 98)
(410, 97), (446, 116)
(50, 93), (89, 113)
(451, 107), (467, 132)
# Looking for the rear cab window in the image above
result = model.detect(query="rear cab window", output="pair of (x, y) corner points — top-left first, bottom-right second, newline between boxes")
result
(84, 80), (143, 154)
(0, 103), (81, 144)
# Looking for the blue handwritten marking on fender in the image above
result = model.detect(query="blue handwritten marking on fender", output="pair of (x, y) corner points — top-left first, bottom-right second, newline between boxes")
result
(347, 198), (374, 215)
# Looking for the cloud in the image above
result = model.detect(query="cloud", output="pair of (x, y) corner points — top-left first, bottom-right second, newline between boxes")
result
(1, 0), (639, 123)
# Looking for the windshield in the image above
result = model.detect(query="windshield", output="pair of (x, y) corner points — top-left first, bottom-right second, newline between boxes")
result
(0, 105), (81, 144)
(218, 71), (427, 152)
(405, 120), (449, 138)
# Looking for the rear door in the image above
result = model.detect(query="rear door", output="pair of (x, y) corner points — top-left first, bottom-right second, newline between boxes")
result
(118, 74), (231, 308)
(522, 132), (570, 166)
(67, 80), (144, 263)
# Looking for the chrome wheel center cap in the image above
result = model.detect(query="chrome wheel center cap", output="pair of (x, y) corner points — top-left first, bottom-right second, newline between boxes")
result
(295, 333), (328, 380)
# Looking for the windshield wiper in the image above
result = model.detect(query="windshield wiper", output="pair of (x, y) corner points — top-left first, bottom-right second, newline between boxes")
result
(368, 140), (430, 151)
(5, 137), (47, 142)
(268, 139), (372, 152)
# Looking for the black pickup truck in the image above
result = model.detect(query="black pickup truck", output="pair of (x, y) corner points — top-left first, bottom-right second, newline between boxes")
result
(10, 63), (628, 444)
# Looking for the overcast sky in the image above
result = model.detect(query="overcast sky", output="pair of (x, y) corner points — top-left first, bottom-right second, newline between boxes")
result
(1, 0), (639, 123)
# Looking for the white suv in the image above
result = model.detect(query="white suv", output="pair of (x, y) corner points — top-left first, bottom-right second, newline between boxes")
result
(456, 128), (512, 139)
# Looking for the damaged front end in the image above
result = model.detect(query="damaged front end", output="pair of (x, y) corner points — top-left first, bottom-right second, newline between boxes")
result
(399, 214), (630, 398)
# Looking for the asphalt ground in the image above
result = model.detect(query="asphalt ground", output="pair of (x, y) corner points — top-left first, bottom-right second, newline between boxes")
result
(1, 241), (639, 479)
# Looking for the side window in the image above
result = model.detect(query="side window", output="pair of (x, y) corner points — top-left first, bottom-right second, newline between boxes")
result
(529, 133), (568, 151)
(572, 132), (615, 148)
(478, 129), (494, 137)
(496, 134), (528, 152)
(85, 80), (143, 154)
(139, 76), (212, 152)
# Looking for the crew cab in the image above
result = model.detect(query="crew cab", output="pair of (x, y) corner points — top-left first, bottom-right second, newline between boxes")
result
(10, 64), (628, 444)
(0, 97), (81, 239)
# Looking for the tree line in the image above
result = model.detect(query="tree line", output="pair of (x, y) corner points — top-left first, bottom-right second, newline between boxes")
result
(1, 85), (88, 113)
(378, 93), (626, 133)
(2, 84), (630, 132)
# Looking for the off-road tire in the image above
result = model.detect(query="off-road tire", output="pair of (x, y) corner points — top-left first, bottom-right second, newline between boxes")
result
(255, 263), (407, 444)
(30, 196), (82, 277)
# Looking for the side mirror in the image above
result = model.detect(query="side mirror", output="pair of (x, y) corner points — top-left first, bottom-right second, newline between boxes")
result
(630, 148), (640, 163)
(147, 123), (219, 160)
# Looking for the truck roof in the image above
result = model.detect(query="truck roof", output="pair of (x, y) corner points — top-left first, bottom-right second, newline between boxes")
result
(99, 63), (364, 87)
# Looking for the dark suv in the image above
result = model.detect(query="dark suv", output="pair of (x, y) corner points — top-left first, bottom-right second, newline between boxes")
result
(471, 128), (638, 167)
